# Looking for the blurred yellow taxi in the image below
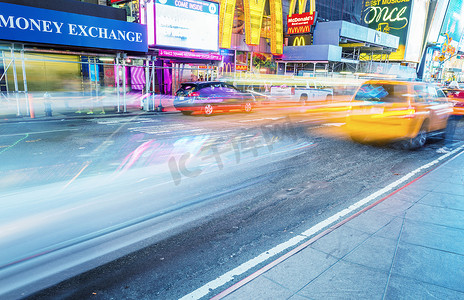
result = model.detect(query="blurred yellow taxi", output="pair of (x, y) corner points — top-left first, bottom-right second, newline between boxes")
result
(345, 80), (453, 149)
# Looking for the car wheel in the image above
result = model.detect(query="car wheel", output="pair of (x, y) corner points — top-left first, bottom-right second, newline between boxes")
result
(242, 102), (253, 112)
(204, 104), (214, 115)
(398, 125), (428, 150)
(300, 94), (308, 104)
(181, 111), (193, 115)
(410, 128), (428, 149)
(350, 134), (367, 144)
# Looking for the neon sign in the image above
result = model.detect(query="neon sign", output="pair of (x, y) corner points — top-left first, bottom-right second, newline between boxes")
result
(293, 36), (305, 46)
(363, 6), (408, 32)
(219, 0), (284, 54)
(218, 0), (236, 49)
(269, 0), (283, 54)
(287, 12), (315, 34)
(287, 0), (315, 35)
(362, 0), (412, 61)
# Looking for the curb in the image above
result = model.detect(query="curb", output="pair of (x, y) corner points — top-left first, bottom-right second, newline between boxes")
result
(0, 110), (181, 123)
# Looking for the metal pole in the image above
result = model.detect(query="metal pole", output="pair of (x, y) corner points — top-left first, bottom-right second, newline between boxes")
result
(234, 49), (237, 80)
(145, 56), (149, 111)
(116, 54), (120, 113)
(249, 52), (253, 73)
(152, 61), (155, 110)
(11, 45), (21, 116)
(122, 54), (127, 113)
(20, 45), (29, 116)
(94, 57), (99, 113)
(2, 51), (9, 96)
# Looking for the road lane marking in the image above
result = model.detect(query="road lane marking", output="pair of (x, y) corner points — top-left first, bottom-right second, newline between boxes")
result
(0, 134), (29, 155)
(180, 144), (464, 300)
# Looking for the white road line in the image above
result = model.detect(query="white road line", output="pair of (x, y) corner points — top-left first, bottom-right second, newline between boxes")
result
(180, 145), (464, 300)
(0, 129), (78, 137)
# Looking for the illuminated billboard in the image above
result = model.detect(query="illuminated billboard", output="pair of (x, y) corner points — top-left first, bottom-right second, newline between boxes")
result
(439, 0), (464, 51)
(141, 0), (219, 52)
(362, 0), (412, 61)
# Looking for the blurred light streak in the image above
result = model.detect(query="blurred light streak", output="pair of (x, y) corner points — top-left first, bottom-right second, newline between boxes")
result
(115, 140), (157, 174)
(60, 161), (90, 192)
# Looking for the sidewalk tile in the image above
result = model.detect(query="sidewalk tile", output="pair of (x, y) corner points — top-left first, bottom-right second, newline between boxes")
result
(344, 210), (395, 234)
(343, 235), (398, 272)
(403, 181), (435, 194)
(401, 219), (464, 255)
(309, 226), (369, 259)
(288, 294), (312, 300)
(405, 203), (464, 230)
(418, 191), (464, 211)
(374, 217), (404, 241)
(371, 197), (414, 217)
(385, 275), (464, 300)
(382, 187), (429, 203)
(391, 243), (464, 292)
(263, 247), (337, 292)
(224, 276), (293, 300)
(297, 260), (388, 300)
(412, 174), (462, 185)
(431, 182), (464, 196)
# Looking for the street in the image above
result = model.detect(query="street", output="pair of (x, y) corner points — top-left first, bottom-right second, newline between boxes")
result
(0, 109), (462, 299)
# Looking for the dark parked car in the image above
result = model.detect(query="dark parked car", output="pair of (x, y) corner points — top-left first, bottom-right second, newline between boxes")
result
(173, 81), (255, 115)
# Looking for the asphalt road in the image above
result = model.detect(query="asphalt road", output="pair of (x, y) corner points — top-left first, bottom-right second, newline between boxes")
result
(1, 109), (462, 299)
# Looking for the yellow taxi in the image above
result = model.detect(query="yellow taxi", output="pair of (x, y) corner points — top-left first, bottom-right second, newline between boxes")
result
(345, 80), (453, 149)
(440, 88), (464, 116)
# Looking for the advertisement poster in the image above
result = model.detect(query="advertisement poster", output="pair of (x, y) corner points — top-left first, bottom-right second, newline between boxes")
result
(220, 49), (235, 73)
(439, 0), (464, 51)
(362, 0), (412, 61)
(252, 52), (275, 74)
(153, 0), (219, 51)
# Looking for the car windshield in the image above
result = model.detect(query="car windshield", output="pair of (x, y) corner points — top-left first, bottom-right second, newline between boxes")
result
(176, 84), (198, 96)
(354, 83), (408, 103)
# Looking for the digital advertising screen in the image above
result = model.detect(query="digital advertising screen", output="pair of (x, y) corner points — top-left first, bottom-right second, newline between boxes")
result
(142, 0), (219, 52)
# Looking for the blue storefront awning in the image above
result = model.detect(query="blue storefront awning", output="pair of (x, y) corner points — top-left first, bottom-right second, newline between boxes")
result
(0, 2), (148, 52)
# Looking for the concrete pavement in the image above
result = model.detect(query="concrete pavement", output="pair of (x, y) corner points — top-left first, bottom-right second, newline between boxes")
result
(215, 148), (464, 299)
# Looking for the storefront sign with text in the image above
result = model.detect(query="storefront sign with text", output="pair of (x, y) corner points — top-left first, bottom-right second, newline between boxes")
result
(287, 12), (315, 34)
(0, 2), (147, 52)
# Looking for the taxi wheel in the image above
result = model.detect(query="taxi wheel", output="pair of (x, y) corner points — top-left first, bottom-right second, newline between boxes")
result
(399, 126), (427, 150)
(204, 104), (214, 116)
(242, 102), (253, 112)
(350, 134), (367, 144)
(410, 128), (427, 149)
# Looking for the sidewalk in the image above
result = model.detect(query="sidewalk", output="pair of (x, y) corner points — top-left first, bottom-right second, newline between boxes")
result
(0, 106), (179, 123)
(0, 92), (178, 123)
(218, 149), (464, 299)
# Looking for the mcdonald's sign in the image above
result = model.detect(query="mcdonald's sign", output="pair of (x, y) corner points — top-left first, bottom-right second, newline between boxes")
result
(288, 35), (310, 46)
(219, 0), (283, 54)
(222, 62), (234, 73)
(293, 36), (305, 46)
(287, 12), (315, 34)
(287, 0), (316, 35)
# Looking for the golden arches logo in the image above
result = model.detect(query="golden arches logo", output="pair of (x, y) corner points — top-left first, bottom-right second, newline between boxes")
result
(293, 36), (305, 46)
(222, 63), (234, 74)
